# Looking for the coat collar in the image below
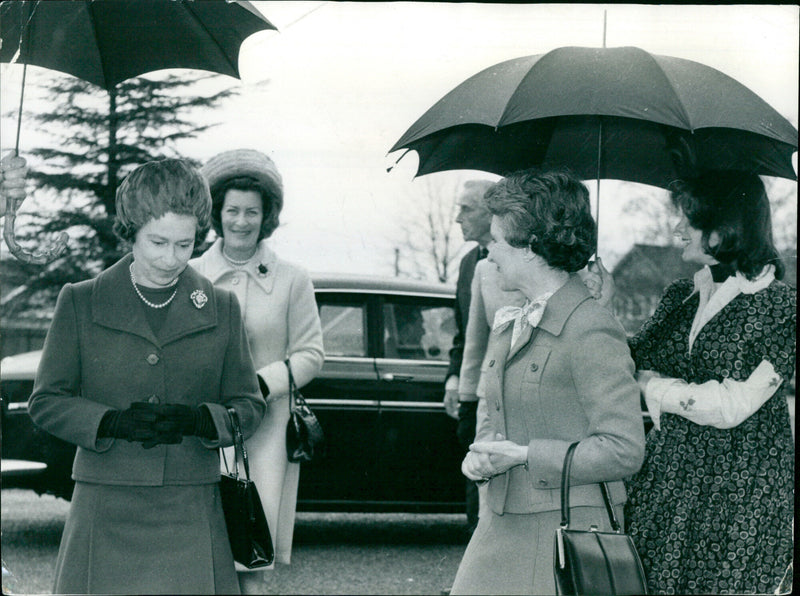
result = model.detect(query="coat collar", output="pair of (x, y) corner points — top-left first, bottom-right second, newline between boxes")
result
(501, 275), (592, 362)
(92, 253), (218, 347)
(194, 238), (278, 294)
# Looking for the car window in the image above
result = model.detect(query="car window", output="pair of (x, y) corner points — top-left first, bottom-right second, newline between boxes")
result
(382, 299), (455, 361)
(318, 302), (367, 357)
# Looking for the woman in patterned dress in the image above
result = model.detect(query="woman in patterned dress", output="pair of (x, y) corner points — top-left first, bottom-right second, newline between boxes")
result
(586, 170), (795, 594)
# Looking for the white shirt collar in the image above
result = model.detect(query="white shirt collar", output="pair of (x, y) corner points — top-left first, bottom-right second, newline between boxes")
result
(685, 264), (775, 352)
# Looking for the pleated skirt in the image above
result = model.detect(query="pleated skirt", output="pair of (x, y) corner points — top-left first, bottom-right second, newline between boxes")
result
(451, 505), (623, 595)
(53, 481), (239, 595)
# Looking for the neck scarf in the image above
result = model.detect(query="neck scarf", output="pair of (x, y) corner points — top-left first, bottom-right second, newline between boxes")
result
(492, 291), (553, 349)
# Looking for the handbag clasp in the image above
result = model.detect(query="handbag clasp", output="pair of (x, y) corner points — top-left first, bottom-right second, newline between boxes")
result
(556, 526), (566, 569)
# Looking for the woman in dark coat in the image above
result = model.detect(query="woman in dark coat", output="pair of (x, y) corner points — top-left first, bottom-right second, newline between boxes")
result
(450, 169), (645, 595)
(587, 170), (795, 594)
(28, 158), (266, 595)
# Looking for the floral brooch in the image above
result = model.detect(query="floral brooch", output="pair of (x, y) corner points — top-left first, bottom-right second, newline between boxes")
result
(190, 289), (208, 309)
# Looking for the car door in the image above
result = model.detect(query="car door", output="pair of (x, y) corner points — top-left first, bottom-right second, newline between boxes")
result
(373, 293), (464, 509)
(297, 291), (383, 509)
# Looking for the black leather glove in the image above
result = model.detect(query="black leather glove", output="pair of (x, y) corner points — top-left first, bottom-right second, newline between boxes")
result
(97, 402), (160, 448)
(155, 404), (217, 440)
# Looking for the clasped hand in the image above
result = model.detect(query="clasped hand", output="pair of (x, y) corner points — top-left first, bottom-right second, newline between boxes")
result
(112, 402), (201, 449)
(461, 433), (528, 482)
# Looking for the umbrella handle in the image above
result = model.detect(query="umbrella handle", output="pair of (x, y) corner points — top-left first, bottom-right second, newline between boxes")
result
(2, 205), (69, 265)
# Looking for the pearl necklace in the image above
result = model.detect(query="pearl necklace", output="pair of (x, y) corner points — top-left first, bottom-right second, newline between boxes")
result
(129, 263), (178, 309)
(222, 248), (256, 269)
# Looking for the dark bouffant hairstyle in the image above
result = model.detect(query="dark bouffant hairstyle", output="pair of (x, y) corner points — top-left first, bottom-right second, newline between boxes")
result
(670, 170), (784, 280)
(210, 176), (280, 242)
(484, 169), (596, 272)
(113, 158), (211, 245)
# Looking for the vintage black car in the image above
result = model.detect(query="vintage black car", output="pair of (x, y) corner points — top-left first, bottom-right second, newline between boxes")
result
(2, 273), (661, 510)
(1, 274), (465, 511)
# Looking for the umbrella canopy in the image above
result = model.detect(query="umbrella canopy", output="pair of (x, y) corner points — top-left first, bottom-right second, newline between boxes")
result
(0, 0), (275, 265)
(0, 0), (275, 89)
(390, 46), (798, 187)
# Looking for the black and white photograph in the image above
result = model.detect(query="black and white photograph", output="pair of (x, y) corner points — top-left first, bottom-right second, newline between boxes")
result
(1, 2), (796, 595)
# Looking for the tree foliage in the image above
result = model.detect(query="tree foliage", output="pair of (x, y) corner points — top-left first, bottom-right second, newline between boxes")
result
(1, 73), (236, 316)
(620, 177), (797, 250)
(393, 174), (470, 283)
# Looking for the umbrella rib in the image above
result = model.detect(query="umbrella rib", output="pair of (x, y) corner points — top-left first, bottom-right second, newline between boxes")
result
(84, 0), (110, 88)
(181, 1), (239, 76)
(642, 54), (694, 131)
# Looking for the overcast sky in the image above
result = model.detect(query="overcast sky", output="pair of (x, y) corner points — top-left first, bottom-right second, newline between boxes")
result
(1, 2), (797, 276)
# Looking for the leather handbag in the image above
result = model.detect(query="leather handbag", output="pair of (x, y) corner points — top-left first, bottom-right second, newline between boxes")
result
(285, 358), (325, 463)
(219, 407), (274, 569)
(554, 441), (648, 595)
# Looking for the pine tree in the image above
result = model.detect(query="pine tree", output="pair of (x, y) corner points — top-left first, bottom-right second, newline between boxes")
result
(1, 73), (236, 317)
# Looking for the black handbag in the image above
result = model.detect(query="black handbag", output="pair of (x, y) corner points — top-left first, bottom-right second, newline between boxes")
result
(554, 441), (648, 595)
(285, 358), (324, 463)
(219, 407), (274, 569)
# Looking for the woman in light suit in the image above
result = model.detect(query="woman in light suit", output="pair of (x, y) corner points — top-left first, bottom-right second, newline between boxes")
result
(450, 169), (645, 595)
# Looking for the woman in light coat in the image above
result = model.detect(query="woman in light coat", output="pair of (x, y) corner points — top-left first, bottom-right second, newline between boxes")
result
(28, 159), (266, 594)
(191, 149), (324, 594)
(450, 169), (645, 595)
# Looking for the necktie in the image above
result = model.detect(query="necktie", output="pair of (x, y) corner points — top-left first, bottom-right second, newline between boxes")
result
(478, 246), (488, 260)
(492, 293), (552, 349)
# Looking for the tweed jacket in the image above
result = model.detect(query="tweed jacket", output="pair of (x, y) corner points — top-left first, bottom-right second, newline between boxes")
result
(28, 254), (266, 487)
(477, 275), (645, 514)
(447, 244), (484, 380)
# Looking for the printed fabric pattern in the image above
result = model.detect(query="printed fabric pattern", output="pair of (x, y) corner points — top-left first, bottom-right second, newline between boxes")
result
(624, 278), (796, 594)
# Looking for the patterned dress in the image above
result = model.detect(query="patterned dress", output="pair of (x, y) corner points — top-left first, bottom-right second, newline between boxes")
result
(624, 278), (796, 594)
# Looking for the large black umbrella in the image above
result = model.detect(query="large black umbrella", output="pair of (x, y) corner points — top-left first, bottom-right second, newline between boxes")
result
(390, 46), (798, 188)
(0, 0), (276, 264)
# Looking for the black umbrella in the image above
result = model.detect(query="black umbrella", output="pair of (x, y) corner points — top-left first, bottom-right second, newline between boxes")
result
(390, 46), (797, 202)
(0, 0), (276, 264)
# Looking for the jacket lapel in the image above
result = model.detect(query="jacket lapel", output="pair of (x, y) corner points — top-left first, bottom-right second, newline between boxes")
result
(157, 266), (218, 346)
(92, 254), (158, 345)
(503, 275), (593, 364)
(92, 254), (218, 347)
(507, 325), (537, 362)
(194, 238), (278, 295)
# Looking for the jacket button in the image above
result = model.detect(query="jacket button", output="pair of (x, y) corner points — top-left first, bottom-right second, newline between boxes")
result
(495, 400), (500, 411)
(489, 359), (495, 367)
(530, 363), (538, 372)
(148, 395), (160, 404)
(146, 353), (159, 365)
(538, 479), (548, 486)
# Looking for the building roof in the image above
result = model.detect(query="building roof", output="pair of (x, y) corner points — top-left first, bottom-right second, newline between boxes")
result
(612, 244), (697, 295)
(613, 244), (797, 293)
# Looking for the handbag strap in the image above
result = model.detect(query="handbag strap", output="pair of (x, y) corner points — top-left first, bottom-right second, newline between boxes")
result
(285, 358), (306, 409)
(225, 407), (251, 481)
(559, 441), (621, 532)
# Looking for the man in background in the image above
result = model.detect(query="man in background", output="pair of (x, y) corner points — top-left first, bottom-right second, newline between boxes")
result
(444, 179), (495, 536)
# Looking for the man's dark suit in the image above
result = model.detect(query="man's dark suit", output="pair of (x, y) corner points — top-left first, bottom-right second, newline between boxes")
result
(447, 243), (486, 533)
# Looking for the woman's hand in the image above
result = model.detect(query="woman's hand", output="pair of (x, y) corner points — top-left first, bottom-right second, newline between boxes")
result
(468, 433), (528, 476)
(579, 257), (615, 308)
(461, 450), (494, 482)
(0, 152), (28, 215)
